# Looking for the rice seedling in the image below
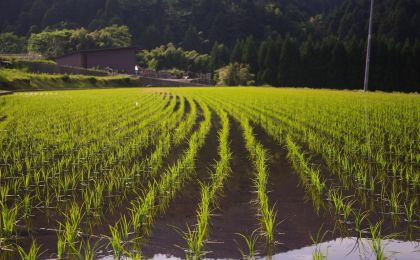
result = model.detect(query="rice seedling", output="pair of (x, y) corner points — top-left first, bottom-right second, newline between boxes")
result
(310, 226), (329, 260)
(56, 231), (66, 259)
(404, 197), (417, 223)
(81, 240), (97, 260)
(0, 88), (417, 258)
(17, 241), (42, 260)
(368, 222), (385, 260)
(0, 201), (18, 238)
(235, 230), (260, 260)
(107, 221), (126, 258)
(352, 210), (369, 236)
(240, 117), (277, 249)
(57, 202), (83, 254)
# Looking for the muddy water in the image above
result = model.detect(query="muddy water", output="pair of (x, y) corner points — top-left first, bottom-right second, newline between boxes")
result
(252, 124), (337, 252)
(205, 117), (260, 258)
(7, 96), (197, 260)
(141, 109), (221, 258)
(132, 238), (419, 260)
(270, 238), (420, 260)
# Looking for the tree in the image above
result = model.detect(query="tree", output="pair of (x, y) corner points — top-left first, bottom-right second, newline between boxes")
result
(90, 25), (132, 48)
(0, 32), (27, 53)
(277, 36), (300, 86)
(209, 42), (229, 71)
(214, 63), (255, 86)
(182, 25), (201, 51)
(230, 39), (244, 63)
(69, 28), (94, 51)
(327, 41), (348, 89)
(242, 36), (258, 73)
(299, 38), (317, 86)
(28, 25), (133, 58)
(136, 43), (210, 73)
(28, 29), (74, 58)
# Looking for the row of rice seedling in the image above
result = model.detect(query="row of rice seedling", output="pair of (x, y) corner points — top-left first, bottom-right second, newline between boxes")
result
(104, 100), (212, 257)
(256, 98), (417, 228)
(285, 134), (326, 211)
(0, 90), (186, 258)
(50, 94), (189, 258)
(226, 91), (418, 216)
(1, 88), (418, 258)
(0, 94), (170, 213)
(183, 105), (231, 259)
(192, 92), (278, 252)
(141, 95), (189, 178)
(238, 117), (277, 252)
(170, 88), (418, 241)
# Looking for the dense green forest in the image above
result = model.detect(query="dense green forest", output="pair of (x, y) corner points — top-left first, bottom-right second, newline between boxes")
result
(1, 0), (419, 91)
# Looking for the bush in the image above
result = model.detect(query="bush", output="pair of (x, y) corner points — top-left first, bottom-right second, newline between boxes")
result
(88, 77), (97, 84)
(61, 75), (70, 82)
(214, 63), (255, 86)
(0, 74), (8, 88)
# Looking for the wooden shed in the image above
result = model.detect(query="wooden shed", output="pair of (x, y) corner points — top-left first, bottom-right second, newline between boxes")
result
(55, 47), (138, 74)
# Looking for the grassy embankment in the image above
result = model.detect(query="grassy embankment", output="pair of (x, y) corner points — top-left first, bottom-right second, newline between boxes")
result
(0, 57), (142, 90)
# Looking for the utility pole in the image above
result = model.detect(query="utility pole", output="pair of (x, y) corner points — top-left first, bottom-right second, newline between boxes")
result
(363, 0), (374, 92)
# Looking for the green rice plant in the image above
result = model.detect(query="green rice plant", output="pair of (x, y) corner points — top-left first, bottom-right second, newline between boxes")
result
(126, 250), (143, 260)
(404, 197), (417, 223)
(389, 191), (401, 214)
(118, 216), (130, 242)
(57, 202), (83, 252)
(107, 222), (125, 258)
(0, 202), (18, 238)
(342, 200), (355, 222)
(310, 226), (329, 260)
(368, 222), (385, 260)
(17, 241), (41, 260)
(181, 107), (231, 258)
(82, 240), (96, 260)
(21, 193), (33, 218)
(260, 200), (277, 249)
(0, 186), (9, 205)
(0, 87), (419, 258)
(235, 229), (260, 260)
(352, 210), (369, 236)
(285, 135), (325, 195)
(239, 117), (277, 249)
(57, 231), (66, 259)
(184, 184), (211, 258)
(183, 225), (201, 260)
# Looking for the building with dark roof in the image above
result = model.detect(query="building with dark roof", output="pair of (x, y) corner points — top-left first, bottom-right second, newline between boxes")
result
(55, 47), (138, 74)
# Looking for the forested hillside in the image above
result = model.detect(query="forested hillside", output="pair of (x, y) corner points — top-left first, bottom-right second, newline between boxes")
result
(1, 0), (419, 91)
(1, 0), (418, 49)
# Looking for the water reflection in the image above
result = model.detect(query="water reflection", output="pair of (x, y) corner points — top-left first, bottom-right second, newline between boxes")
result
(117, 238), (419, 260)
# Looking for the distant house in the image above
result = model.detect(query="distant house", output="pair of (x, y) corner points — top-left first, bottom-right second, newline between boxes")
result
(55, 47), (138, 74)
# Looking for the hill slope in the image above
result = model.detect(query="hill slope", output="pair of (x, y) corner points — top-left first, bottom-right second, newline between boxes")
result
(1, 0), (418, 50)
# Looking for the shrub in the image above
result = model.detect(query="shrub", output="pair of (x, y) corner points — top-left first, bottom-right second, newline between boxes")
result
(88, 77), (97, 84)
(214, 63), (255, 86)
(61, 74), (70, 82)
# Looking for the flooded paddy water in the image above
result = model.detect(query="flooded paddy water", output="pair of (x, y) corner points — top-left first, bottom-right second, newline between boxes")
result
(0, 88), (419, 259)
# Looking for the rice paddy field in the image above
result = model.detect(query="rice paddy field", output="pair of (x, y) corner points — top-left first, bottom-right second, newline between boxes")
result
(0, 87), (419, 259)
